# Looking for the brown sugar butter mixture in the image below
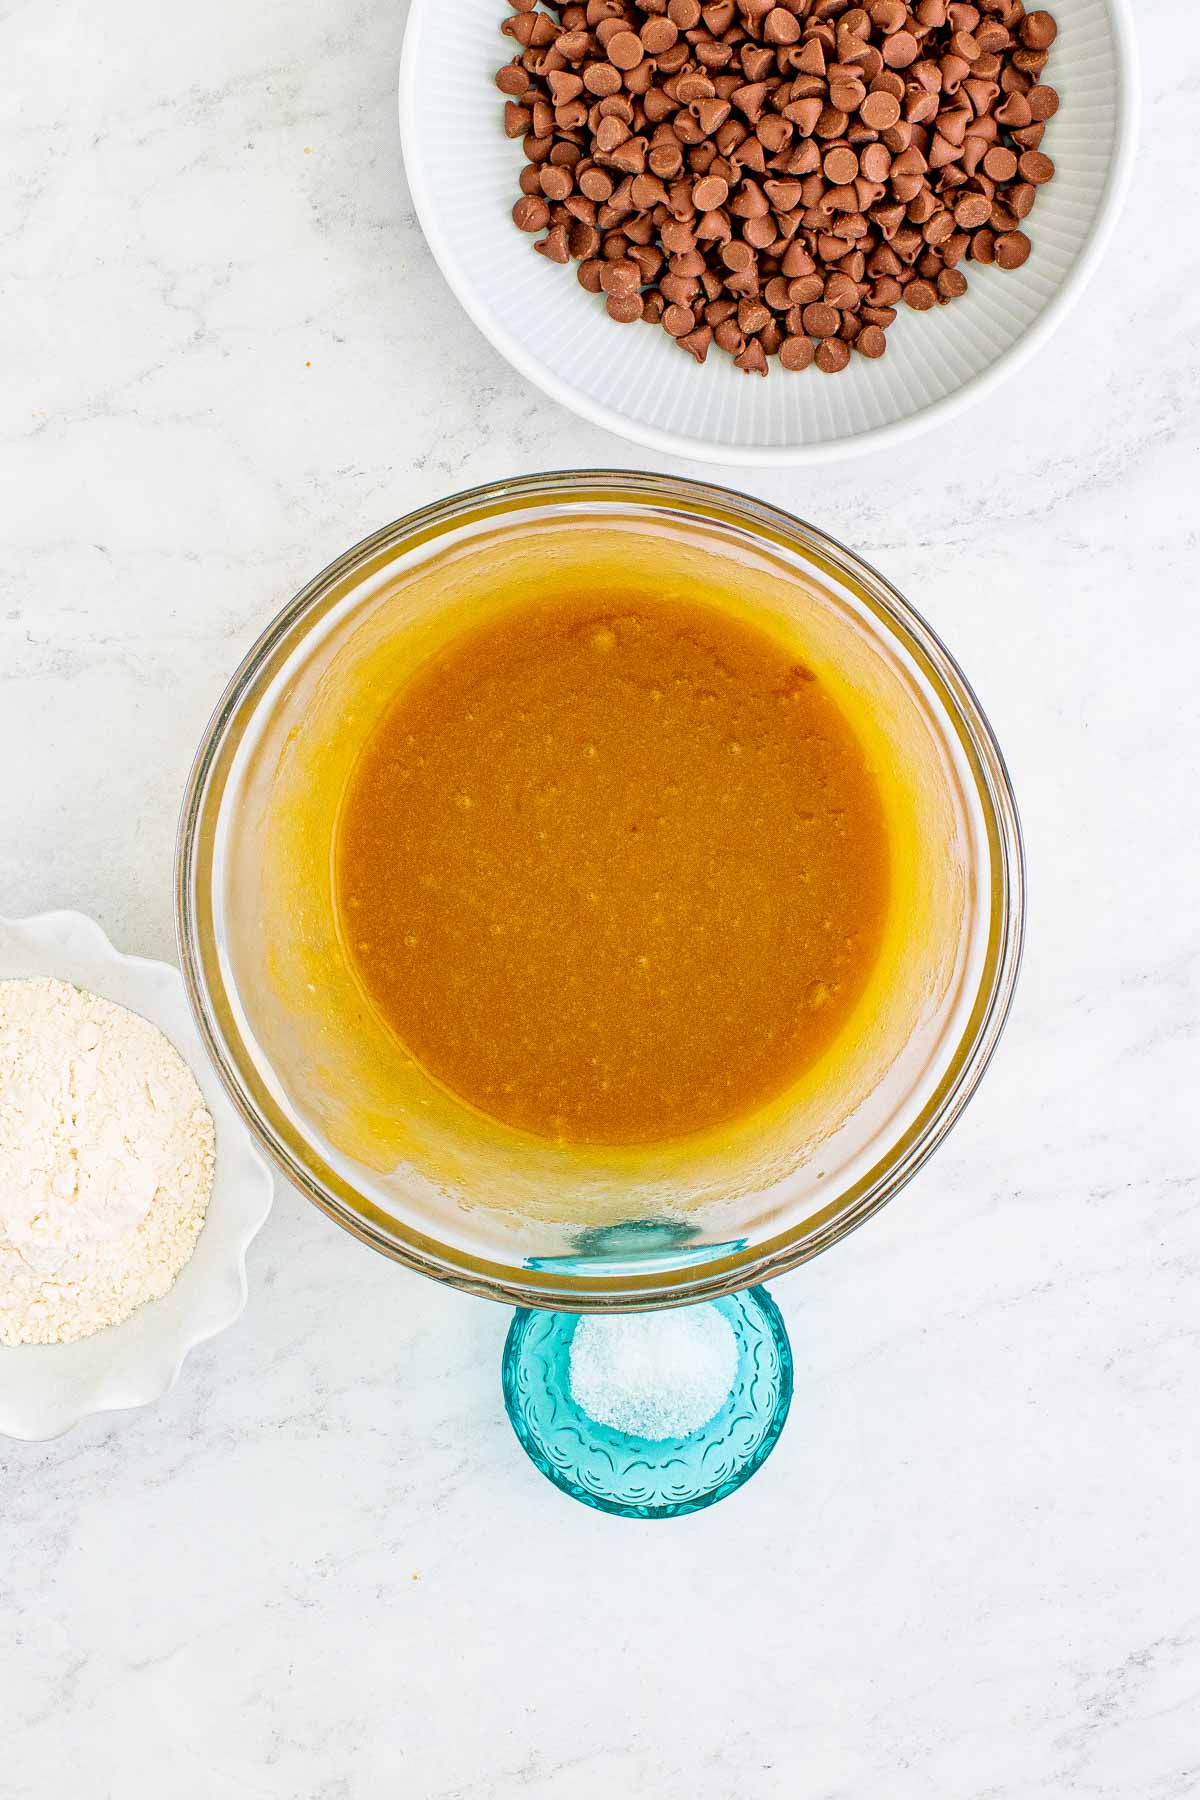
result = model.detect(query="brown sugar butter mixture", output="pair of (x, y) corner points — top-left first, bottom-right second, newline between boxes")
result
(335, 592), (890, 1146)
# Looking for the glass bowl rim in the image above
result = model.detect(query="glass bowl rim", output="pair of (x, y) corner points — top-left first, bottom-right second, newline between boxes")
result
(175, 469), (1025, 1311)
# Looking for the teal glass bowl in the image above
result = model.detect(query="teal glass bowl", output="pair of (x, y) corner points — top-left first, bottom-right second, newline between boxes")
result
(502, 1289), (793, 1519)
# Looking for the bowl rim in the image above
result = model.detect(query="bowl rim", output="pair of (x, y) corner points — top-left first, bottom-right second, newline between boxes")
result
(176, 469), (1025, 1311)
(397, 0), (1139, 466)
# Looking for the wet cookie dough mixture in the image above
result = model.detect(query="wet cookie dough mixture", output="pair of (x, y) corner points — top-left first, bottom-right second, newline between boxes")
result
(335, 591), (890, 1144)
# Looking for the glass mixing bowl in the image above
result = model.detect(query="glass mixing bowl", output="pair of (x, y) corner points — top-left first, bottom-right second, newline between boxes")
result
(176, 472), (1023, 1313)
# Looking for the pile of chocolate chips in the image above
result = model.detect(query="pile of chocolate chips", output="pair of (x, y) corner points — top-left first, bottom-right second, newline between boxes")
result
(497, 0), (1058, 374)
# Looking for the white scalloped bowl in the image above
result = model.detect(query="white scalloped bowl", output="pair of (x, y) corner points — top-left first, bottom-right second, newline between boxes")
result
(0, 913), (274, 1440)
(399, 0), (1136, 464)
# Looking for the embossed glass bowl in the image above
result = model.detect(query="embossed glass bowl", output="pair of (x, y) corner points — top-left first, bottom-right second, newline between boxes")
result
(176, 471), (1024, 1315)
(503, 1288), (792, 1518)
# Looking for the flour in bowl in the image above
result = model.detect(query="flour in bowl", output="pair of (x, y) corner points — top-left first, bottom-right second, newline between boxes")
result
(0, 978), (214, 1345)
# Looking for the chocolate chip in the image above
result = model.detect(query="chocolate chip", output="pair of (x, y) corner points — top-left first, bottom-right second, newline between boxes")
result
(642, 16), (678, 53)
(535, 223), (571, 263)
(904, 278), (937, 310)
(584, 62), (622, 98)
(606, 290), (645, 321)
(1026, 84), (1060, 121)
(871, 0), (908, 31)
(823, 147), (860, 186)
(994, 229), (1031, 269)
(824, 272), (859, 311)
(780, 333), (815, 370)
(1018, 149), (1055, 185)
(763, 7), (802, 46)
(953, 193), (992, 230)
(579, 167), (614, 202)
(736, 336), (769, 375)
(764, 177), (803, 212)
(882, 30), (919, 68)
(599, 258), (640, 296)
(678, 324), (712, 361)
(496, 63), (530, 97)
(745, 306), (779, 349)
(692, 174), (729, 210)
(861, 90), (902, 134)
(802, 301), (840, 338)
(738, 216), (774, 252)
(983, 146), (1019, 183)
(718, 243), (751, 280)
(815, 337), (851, 372)
(512, 195), (550, 232)
(829, 77), (868, 113)
(729, 179), (770, 218)
(539, 164), (574, 201)
(815, 105), (851, 138)
(788, 273), (824, 305)
(995, 91), (1032, 128)
(1008, 181), (1037, 220)
(1020, 10), (1057, 50)
(500, 0), (1059, 375)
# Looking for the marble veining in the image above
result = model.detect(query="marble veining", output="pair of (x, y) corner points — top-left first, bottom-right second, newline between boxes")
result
(2, 2), (1198, 1795)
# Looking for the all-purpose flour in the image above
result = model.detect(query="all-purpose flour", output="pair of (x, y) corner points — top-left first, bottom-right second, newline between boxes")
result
(0, 979), (214, 1346)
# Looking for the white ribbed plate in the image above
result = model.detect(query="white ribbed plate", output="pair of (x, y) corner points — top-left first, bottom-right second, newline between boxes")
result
(400, 0), (1136, 464)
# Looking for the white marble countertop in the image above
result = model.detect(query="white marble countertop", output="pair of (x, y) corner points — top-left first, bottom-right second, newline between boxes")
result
(3, 2), (1198, 1794)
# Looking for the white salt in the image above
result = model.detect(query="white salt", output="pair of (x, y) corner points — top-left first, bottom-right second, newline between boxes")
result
(568, 1305), (738, 1441)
